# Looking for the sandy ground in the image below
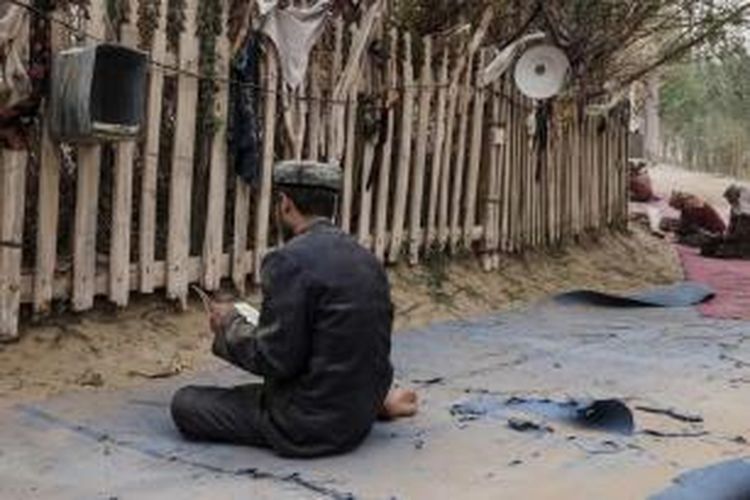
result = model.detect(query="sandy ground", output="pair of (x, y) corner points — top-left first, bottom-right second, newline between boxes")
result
(650, 163), (750, 213)
(0, 225), (681, 405)
(2, 300), (748, 500)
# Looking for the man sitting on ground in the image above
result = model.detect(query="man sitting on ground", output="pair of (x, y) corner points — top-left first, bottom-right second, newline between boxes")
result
(702, 184), (750, 259)
(171, 161), (417, 457)
(666, 191), (726, 248)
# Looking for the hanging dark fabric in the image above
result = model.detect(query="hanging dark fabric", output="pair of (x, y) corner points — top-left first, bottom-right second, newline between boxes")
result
(0, 0), (52, 150)
(535, 100), (552, 182)
(228, 32), (262, 186)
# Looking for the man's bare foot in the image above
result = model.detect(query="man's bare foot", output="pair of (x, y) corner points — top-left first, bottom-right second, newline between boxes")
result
(379, 387), (418, 420)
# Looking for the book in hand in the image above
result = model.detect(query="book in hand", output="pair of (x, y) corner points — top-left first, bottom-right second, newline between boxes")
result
(191, 285), (260, 328)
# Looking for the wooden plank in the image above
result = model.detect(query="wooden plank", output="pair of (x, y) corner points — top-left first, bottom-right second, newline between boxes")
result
(72, 3), (107, 311)
(387, 32), (415, 264)
(21, 221), (492, 304)
(438, 54), (463, 249)
(232, 180), (251, 293)
(253, 48), (279, 282)
(500, 79), (512, 253)
(109, 4), (140, 307)
(341, 83), (359, 233)
(110, 143), (136, 306)
(463, 50), (486, 249)
(34, 123), (59, 315)
(481, 79), (501, 270)
(202, 4), (231, 291)
(341, 22), (360, 233)
(372, 28), (398, 262)
(449, 55), (473, 252)
(307, 59), (322, 160)
(33, 16), (66, 315)
(0, 150), (27, 339)
(166, 0), (200, 306)
(327, 16), (344, 161)
(425, 50), (449, 249)
(408, 36), (432, 265)
(139, 0), (169, 294)
(357, 67), (376, 249)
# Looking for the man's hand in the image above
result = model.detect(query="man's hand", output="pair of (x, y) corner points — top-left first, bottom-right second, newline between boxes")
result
(209, 301), (236, 335)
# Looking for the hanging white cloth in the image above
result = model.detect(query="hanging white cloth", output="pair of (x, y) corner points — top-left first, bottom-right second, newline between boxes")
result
(0, 2), (31, 110)
(258, 0), (332, 90)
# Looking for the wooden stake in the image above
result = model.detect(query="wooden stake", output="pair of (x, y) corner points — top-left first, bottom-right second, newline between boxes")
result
(357, 64), (376, 249)
(341, 83), (359, 234)
(307, 59), (322, 160)
(166, 0), (200, 306)
(232, 180), (251, 294)
(109, 3), (139, 306)
(408, 36), (432, 265)
(449, 55), (473, 252)
(139, 0), (168, 294)
(425, 51), (449, 249)
(328, 16), (345, 162)
(72, 3), (106, 311)
(482, 78), (500, 270)
(34, 123), (59, 315)
(463, 50), (487, 249)
(33, 14), (66, 315)
(373, 28), (398, 262)
(438, 53), (462, 249)
(388, 32), (415, 264)
(254, 48), (279, 282)
(202, 4), (230, 291)
(0, 150), (27, 339)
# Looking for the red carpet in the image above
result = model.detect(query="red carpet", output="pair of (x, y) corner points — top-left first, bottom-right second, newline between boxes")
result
(676, 245), (750, 320)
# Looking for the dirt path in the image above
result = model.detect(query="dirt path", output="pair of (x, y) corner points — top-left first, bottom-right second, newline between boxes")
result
(0, 226), (681, 405)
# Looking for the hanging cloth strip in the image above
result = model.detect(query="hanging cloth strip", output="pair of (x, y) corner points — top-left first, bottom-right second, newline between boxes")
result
(229, 32), (263, 186)
(0, 2), (31, 111)
(0, 0), (52, 150)
(258, 0), (332, 90)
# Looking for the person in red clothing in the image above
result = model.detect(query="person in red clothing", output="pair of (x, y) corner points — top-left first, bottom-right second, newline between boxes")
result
(668, 191), (727, 247)
(629, 162), (656, 202)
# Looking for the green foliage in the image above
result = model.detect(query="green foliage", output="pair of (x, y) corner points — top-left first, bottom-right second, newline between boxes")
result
(661, 38), (750, 175)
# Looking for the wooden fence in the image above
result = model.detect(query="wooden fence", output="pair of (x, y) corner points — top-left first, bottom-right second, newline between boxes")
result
(0, 1), (629, 339)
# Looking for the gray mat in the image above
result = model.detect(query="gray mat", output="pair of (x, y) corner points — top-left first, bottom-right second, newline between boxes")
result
(555, 281), (715, 308)
(650, 459), (750, 500)
(1, 304), (747, 499)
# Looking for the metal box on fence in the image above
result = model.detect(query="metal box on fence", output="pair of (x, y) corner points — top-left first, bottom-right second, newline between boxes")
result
(50, 43), (148, 143)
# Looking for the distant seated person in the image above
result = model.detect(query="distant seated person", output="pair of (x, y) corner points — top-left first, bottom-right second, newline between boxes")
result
(666, 191), (727, 248)
(629, 161), (656, 202)
(702, 184), (750, 259)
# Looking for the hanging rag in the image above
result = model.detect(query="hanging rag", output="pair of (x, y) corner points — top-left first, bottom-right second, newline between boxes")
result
(0, 0), (52, 149)
(0, 3), (31, 110)
(229, 33), (262, 186)
(534, 102), (551, 182)
(258, 0), (332, 90)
